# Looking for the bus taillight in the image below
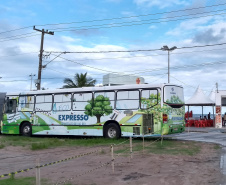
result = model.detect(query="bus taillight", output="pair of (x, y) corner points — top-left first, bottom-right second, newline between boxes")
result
(163, 114), (168, 123)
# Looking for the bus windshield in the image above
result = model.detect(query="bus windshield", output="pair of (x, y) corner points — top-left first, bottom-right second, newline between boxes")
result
(163, 85), (184, 108)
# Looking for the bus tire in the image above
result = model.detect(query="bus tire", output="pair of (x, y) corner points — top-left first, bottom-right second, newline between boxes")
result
(21, 122), (32, 137)
(104, 123), (120, 139)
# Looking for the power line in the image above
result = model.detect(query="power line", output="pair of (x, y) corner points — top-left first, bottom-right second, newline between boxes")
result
(49, 8), (226, 31)
(34, 2), (226, 27)
(45, 42), (226, 54)
(0, 9), (225, 43)
(51, 11), (226, 33)
(48, 57), (226, 77)
(178, 42), (226, 50)
(42, 47), (226, 64)
(2, 58), (226, 83)
(2, 55), (226, 82)
(0, 31), (37, 40)
(1, 4), (225, 43)
(0, 34), (40, 42)
(170, 75), (215, 94)
(1, 2), (225, 35)
(51, 54), (118, 73)
(0, 26), (32, 35)
(43, 59), (226, 82)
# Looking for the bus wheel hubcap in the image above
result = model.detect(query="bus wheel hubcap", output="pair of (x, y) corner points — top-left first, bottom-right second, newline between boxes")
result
(23, 126), (30, 134)
(108, 127), (116, 138)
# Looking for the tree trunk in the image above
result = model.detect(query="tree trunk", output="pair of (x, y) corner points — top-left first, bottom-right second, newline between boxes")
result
(96, 114), (101, 123)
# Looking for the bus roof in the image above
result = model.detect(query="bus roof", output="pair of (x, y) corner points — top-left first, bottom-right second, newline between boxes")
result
(6, 83), (183, 96)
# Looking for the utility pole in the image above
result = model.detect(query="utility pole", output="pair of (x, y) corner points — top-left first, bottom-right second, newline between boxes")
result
(33, 26), (54, 90)
(29, 73), (36, 91)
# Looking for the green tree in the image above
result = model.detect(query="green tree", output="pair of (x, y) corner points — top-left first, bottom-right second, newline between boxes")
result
(85, 95), (113, 123)
(63, 72), (96, 88)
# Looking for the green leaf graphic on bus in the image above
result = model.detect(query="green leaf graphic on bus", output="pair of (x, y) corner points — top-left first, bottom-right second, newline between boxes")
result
(165, 95), (185, 115)
(141, 93), (170, 124)
(165, 95), (184, 104)
(85, 95), (113, 123)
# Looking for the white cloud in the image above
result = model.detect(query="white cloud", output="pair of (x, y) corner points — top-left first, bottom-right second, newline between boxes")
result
(134, 0), (189, 9)
(105, 0), (122, 2)
(1, 10), (226, 102)
(149, 25), (157, 29)
(166, 17), (212, 36)
(61, 36), (80, 43)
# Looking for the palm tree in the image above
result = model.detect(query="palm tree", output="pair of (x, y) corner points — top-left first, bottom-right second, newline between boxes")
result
(63, 72), (96, 88)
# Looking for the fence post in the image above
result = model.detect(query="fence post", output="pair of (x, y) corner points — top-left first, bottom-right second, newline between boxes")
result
(130, 137), (133, 161)
(142, 135), (144, 154)
(111, 145), (114, 173)
(36, 158), (41, 185)
(161, 128), (164, 146)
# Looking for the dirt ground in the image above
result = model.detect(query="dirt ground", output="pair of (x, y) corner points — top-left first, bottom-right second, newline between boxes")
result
(0, 140), (224, 185)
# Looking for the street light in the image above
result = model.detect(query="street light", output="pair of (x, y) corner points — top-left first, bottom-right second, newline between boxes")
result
(29, 74), (36, 91)
(161, 45), (177, 83)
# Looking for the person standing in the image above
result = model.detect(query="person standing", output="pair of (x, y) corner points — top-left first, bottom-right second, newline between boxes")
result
(224, 113), (226, 127)
(208, 112), (211, 120)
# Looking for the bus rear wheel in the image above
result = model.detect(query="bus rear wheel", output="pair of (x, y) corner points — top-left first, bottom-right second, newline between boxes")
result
(21, 122), (32, 137)
(104, 123), (120, 139)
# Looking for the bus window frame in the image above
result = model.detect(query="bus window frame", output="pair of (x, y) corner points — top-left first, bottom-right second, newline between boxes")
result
(53, 93), (72, 111)
(140, 88), (159, 110)
(72, 91), (93, 111)
(93, 90), (116, 110)
(35, 94), (53, 112)
(116, 89), (140, 110)
(18, 95), (35, 112)
(4, 97), (17, 114)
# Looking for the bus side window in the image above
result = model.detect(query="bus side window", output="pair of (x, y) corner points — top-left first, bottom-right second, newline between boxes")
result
(116, 90), (139, 110)
(140, 89), (158, 109)
(5, 99), (17, 114)
(73, 93), (92, 111)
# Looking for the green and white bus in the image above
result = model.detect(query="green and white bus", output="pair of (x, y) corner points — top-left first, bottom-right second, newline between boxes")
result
(0, 83), (185, 138)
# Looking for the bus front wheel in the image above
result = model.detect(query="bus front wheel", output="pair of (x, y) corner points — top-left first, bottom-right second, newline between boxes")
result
(21, 122), (32, 137)
(104, 123), (120, 139)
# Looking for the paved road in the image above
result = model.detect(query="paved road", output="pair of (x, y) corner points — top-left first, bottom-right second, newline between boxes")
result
(165, 130), (226, 146)
(164, 129), (226, 182)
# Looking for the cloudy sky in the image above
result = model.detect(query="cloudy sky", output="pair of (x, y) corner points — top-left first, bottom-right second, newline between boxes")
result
(0, 0), (226, 110)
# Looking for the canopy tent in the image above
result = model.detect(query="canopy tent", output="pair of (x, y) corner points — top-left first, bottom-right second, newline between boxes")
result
(208, 89), (215, 103)
(185, 86), (215, 120)
(185, 86), (215, 106)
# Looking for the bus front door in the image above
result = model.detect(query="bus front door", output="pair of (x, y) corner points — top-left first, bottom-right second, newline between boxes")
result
(0, 93), (6, 122)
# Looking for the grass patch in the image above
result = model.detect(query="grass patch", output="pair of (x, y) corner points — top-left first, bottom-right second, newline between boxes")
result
(0, 177), (50, 185)
(0, 143), (5, 149)
(214, 144), (221, 150)
(147, 140), (200, 155)
(115, 139), (201, 156)
(0, 135), (202, 155)
(0, 135), (129, 150)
